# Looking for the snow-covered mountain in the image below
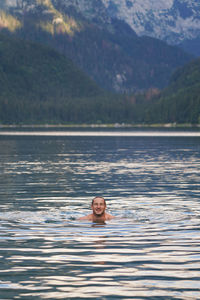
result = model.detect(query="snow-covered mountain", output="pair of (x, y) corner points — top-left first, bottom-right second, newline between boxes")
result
(102, 0), (200, 46)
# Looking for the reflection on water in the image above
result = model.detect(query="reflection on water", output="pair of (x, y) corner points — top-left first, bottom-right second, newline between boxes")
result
(0, 129), (200, 299)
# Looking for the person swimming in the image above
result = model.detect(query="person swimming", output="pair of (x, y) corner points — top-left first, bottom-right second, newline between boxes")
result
(78, 196), (115, 223)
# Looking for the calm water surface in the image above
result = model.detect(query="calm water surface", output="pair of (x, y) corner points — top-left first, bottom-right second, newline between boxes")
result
(0, 128), (200, 299)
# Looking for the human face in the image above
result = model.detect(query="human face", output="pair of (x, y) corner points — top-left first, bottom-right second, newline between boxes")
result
(92, 197), (106, 217)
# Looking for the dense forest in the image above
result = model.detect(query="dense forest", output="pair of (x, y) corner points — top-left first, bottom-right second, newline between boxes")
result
(0, 33), (104, 124)
(0, 32), (199, 125)
(145, 58), (200, 124)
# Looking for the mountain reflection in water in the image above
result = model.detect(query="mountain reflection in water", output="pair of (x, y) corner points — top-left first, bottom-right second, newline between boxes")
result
(0, 128), (200, 299)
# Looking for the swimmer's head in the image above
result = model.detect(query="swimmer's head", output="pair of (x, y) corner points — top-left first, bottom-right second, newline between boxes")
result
(91, 197), (106, 217)
(92, 196), (106, 205)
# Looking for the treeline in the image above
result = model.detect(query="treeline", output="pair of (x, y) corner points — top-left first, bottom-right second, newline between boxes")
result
(0, 94), (143, 124)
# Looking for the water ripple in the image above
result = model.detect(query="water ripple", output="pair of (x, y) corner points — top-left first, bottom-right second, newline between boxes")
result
(0, 132), (200, 299)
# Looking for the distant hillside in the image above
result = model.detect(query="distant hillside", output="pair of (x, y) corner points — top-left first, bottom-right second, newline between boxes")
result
(0, 33), (104, 124)
(0, 32), (199, 125)
(0, 32), (141, 125)
(0, 0), (193, 93)
(145, 58), (200, 124)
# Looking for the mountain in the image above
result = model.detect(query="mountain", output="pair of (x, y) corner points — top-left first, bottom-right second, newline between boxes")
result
(145, 57), (200, 124)
(0, 0), (192, 93)
(0, 32), (103, 124)
(101, 0), (200, 56)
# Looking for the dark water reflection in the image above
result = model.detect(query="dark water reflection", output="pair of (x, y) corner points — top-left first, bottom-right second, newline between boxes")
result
(0, 129), (200, 299)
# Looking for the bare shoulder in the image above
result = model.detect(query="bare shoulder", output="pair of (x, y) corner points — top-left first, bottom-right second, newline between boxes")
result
(105, 213), (115, 220)
(78, 214), (93, 221)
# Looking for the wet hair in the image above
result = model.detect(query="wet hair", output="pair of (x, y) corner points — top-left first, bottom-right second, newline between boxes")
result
(92, 196), (106, 205)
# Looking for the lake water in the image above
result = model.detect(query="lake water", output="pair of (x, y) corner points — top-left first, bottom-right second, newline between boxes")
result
(0, 128), (200, 299)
